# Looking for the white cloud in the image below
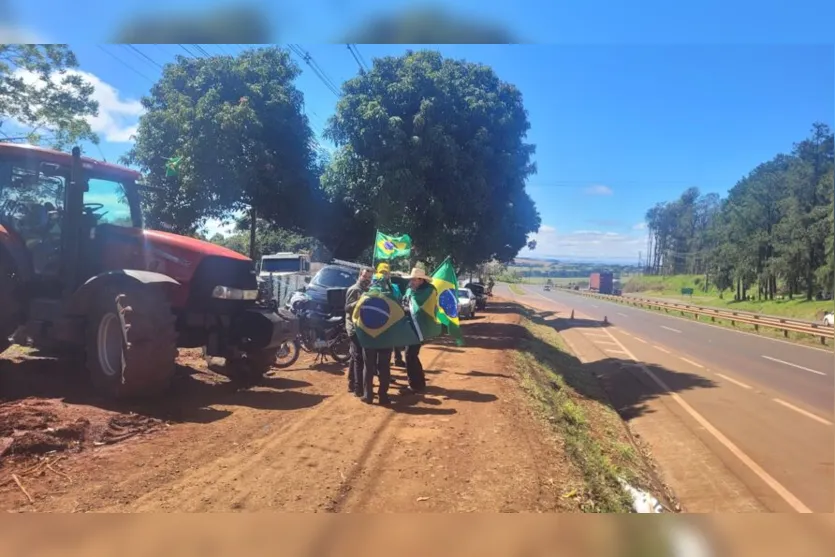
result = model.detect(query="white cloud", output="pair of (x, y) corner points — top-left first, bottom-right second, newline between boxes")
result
(521, 224), (645, 259)
(12, 69), (143, 143)
(633, 222), (647, 230)
(583, 184), (613, 196)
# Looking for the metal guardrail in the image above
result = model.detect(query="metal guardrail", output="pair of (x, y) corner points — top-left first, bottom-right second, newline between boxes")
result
(556, 287), (834, 344)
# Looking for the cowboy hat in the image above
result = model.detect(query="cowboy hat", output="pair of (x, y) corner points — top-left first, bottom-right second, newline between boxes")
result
(405, 266), (431, 281)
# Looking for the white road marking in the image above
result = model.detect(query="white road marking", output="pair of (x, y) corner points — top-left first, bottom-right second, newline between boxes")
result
(661, 325), (682, 333)
(598, 327), (812, 513)
(617, 312), (628, 317)
(679, 357), (704, 369)
(772, 399), (833, 426)
(654, 345), (671, 354)
(620, 331), (633, 337)
(761, 356), (826, 376)
(715, 373), (752, 390)
(605, 349), (629, 355)
(632, 337), (648, 344)
(592, 304), (599, 308)
(595, 340), (621, 346)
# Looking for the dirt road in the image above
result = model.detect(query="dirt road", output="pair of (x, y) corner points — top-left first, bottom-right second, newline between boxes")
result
(1, 305), (582, 512)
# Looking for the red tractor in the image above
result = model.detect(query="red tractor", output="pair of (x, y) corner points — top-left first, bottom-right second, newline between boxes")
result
(0, 143), (296, 398)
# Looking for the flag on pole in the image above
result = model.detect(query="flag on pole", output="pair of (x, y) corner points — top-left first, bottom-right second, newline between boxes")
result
(431, 257), (464, 345)
(165, 156), (182, 177)
(373, 231), (412, 261)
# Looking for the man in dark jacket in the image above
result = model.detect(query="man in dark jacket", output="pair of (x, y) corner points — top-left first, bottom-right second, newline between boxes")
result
(345, 267), (372, 396)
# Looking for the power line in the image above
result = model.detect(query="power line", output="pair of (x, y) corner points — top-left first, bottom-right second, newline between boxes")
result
(124, 44), (164, 70)
(287, 44), (340, 97)
(178, 44), (199, 58)
(352, 44), (370, 72)
(98, 45), (154, 82)
(192, 44), (213, 58)
(345, 44), (367, 73)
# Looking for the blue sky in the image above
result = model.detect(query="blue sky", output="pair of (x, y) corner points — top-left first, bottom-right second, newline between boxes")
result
(6, 42), (833, 260)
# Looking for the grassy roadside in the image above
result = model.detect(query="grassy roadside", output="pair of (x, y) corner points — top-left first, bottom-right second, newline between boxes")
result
(625, 275), (833, 320)
(508, 283), (527, 296)
(511, 306), (668, 513)
(572, 290), (832, 349)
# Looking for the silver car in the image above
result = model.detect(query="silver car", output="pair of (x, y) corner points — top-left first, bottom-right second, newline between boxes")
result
(457, 289), (477, 319)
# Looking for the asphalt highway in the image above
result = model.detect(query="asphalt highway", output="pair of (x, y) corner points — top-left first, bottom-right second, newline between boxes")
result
(538, 287), (834, 415)
(499, 284), (834, 512)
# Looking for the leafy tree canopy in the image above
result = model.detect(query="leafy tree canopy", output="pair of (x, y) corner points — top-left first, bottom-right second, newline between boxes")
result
(0, 44), (98, 149)
(122, 46), (319, 236)
(644, 122), (833, 301)
(323, 50), (540, 268)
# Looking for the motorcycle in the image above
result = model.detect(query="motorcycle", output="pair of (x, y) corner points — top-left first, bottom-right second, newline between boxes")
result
(274, 290), (351, 368)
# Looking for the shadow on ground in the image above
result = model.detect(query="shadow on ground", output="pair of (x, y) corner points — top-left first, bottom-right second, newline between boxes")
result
(514, 304), (717, 421)
(0, 354), (329, 425)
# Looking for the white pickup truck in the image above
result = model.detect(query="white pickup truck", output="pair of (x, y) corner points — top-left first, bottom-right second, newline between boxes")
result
(257, 252), (311, 307)
(824, 312), (834, 327)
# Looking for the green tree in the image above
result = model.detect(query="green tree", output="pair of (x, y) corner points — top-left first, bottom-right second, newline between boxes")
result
(0, 44), (98, 149)
(323, 50), (540, 268)
(644, 123), (834, 302)
(210, 218), (331, 262)
(122, 46), (319, 238)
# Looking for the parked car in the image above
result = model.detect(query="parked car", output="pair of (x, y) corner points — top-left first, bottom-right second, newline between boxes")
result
(457, 288), (477, 319)
(824, 312), (834, 327)
(296, 263), (359, 316)
(463, 281), (488, 311)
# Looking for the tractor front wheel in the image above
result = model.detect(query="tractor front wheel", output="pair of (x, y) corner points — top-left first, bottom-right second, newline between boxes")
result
(86, 283), (177, 399)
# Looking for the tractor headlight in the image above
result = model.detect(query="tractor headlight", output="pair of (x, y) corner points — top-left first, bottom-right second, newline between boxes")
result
(212, 286), (259, 301)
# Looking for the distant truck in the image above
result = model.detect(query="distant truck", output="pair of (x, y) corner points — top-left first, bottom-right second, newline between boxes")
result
(589, 272), (614, 295)
(257, 252), (312, 307)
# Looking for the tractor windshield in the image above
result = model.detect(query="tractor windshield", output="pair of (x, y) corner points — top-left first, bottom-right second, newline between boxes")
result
(84, 178), (141, 228)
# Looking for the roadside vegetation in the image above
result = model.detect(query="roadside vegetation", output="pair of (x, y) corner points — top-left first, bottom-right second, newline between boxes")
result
(508, 283), (527, 296)
(624, 275), (833, 321)
(643, 124), (833, 305)
(512, 306), (668, 513)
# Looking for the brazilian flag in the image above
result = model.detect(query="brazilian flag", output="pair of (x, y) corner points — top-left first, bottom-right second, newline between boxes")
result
(407, 283), (443, 342)
(374, 231), (412, 261)
(165, 156), (182, 177)
(431, 257), (463, 345)
(352, 288), (421, 349)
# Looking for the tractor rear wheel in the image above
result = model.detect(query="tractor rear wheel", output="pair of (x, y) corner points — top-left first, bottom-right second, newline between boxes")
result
(0, 258), (23, 355)
(86, 283), (177, 399)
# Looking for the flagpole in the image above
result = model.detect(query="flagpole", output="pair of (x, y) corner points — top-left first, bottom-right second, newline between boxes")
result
(371, 229), (378, 270)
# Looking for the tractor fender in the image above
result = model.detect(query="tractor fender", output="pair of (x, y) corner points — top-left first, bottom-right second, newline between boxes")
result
(66, 270), (181, 316)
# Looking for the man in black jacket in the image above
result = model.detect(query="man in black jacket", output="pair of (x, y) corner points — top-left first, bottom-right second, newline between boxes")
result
(344, 267), (372, 396)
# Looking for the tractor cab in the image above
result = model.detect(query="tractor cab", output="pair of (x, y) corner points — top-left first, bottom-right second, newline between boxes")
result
(1, 144), (296, 399)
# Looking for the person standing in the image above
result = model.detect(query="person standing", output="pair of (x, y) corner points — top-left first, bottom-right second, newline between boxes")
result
(375, 262), (407, 368)
(362, 344), (393, 405)
(345, 267), (372, 397)
(402, 267), (434, 393)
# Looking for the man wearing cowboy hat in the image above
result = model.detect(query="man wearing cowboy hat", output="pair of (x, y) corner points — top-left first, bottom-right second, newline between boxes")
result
(402, 265), (434, 393)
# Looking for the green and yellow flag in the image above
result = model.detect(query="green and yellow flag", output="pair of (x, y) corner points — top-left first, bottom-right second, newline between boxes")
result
(408, 283), (443, 342)
(352, 288), (421, 349)
(374, 231), (412, 261)
(431, 257), (464, 345)
(165, 156), (182, 177)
